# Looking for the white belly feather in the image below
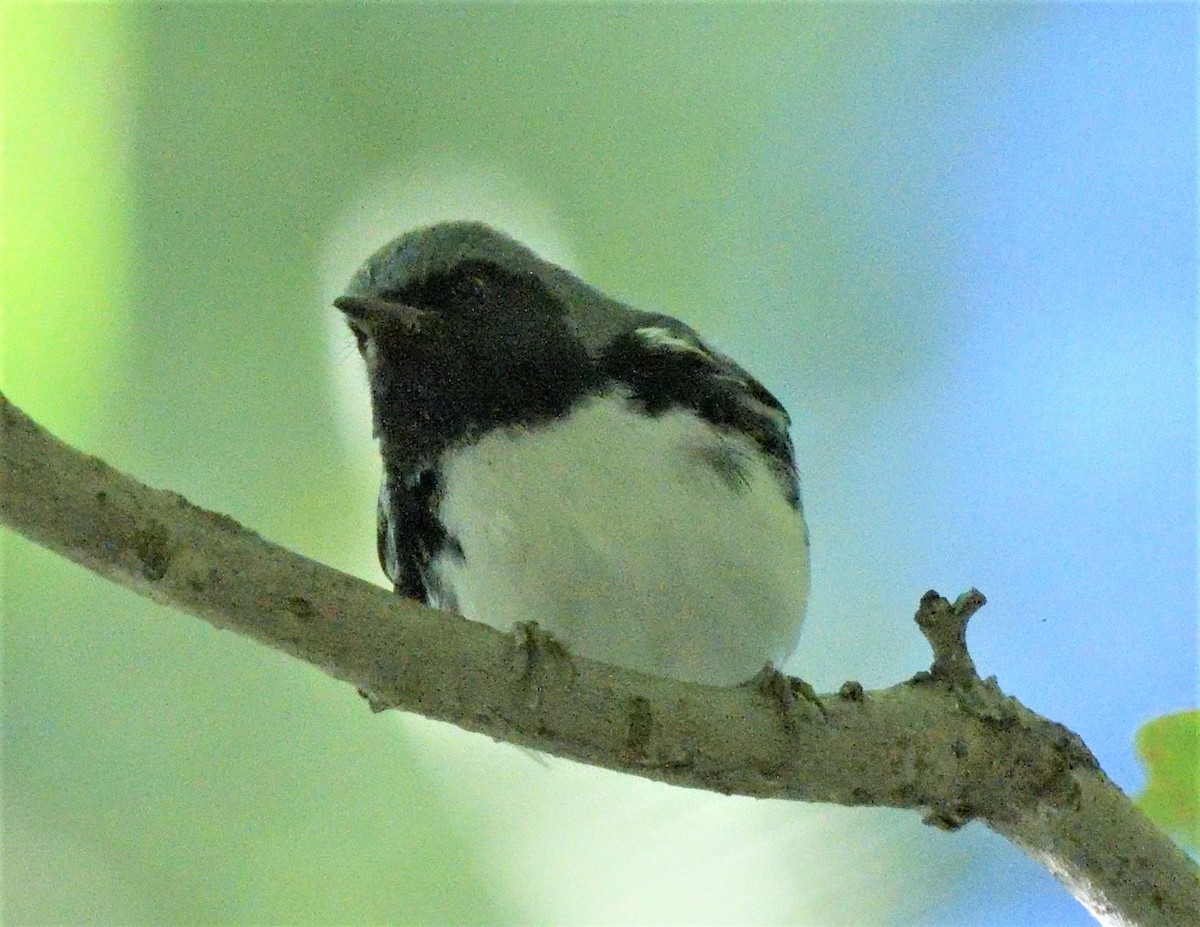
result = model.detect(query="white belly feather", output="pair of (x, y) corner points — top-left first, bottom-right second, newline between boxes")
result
(433, 393), (810, 686)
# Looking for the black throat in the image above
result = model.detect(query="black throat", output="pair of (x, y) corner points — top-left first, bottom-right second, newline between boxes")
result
(364, 261), (605, 473)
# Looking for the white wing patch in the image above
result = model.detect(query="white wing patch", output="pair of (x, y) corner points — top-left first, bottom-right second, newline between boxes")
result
(634, 326), (712, 358)
(742, 391), (791, 435)
(634, 326), (792, 437)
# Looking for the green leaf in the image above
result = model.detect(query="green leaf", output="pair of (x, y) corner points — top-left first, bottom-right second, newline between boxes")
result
(1135, 710), (1199, 851)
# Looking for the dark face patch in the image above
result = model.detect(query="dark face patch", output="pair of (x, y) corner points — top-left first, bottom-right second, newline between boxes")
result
(365, 260), (604, 470)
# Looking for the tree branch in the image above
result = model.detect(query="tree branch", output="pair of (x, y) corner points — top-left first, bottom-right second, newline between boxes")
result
(2, 390), (1196, 926)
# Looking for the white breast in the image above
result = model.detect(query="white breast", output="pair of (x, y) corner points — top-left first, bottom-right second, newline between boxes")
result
(433, 393), (810, 686)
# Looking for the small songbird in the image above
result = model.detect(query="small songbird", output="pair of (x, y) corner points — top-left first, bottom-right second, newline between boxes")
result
(335, 222), (809, 686)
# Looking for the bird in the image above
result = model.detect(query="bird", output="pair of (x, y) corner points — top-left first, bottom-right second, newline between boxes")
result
(334, 222), (809, 687)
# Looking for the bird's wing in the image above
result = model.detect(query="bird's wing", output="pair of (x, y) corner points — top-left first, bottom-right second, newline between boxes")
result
(376, 472), (443, 602)
(599, 318), (801, 509)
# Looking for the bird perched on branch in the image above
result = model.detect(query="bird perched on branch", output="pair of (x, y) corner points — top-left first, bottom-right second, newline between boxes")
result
(335, 222), (809, 686)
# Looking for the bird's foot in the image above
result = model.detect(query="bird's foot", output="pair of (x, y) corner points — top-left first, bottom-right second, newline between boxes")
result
(749, 663), (827, 727)
(509, 621), (575, 711)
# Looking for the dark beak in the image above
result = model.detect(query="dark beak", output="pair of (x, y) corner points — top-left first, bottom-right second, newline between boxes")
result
(333, 294), (432, 337)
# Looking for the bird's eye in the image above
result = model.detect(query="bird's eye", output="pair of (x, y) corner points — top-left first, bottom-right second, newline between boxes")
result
(453, 268), (490, 303)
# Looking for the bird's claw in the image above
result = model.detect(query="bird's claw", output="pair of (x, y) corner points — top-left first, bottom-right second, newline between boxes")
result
(509, 621), (574, 710)
(750, 663), (827, 726)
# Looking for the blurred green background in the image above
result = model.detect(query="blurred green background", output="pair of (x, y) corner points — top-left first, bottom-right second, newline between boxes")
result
(2, 4), (1194, 925)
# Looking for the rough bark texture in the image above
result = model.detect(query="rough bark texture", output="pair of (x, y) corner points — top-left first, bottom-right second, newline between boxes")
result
(3, 391), (1197, 926)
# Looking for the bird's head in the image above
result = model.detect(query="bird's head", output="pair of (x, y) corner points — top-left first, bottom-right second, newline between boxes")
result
(334, 222), (610, 456)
